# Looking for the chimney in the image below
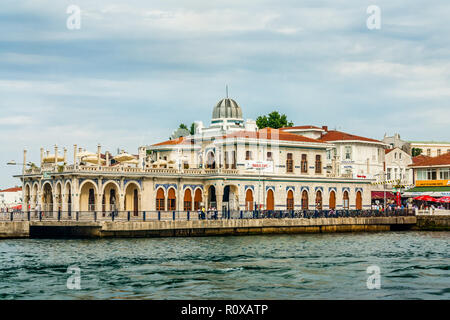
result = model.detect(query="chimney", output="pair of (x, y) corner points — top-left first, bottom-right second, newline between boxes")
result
(63, 148), (67, 164)
(23, 149), (27, 173)
(97, 144), (101, 165)
(322, 126), (328, 132)
(73, 144), (77, 165)
(54, 145), (58, 165)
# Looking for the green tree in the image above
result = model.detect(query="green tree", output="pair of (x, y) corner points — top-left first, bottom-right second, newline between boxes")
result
(190, 123), (195, 135)
(256, 111), (294, 129)
(170, 123), (190, 140)
(411, 148), (423, 157)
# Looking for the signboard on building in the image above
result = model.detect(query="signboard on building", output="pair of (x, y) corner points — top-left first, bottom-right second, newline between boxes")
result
(245, 161), (273, 173)
(416, 180), (450, 187)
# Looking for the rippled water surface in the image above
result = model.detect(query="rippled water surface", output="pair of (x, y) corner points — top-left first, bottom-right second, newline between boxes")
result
(0, 232), (449, 299)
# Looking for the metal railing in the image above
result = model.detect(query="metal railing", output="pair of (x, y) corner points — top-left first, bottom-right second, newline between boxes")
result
(0, 209), (415, 222)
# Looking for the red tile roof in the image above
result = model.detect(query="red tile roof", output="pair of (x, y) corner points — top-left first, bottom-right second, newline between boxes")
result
(280, 125), (323, 130)
(222, 128), (327, 144)
(319, 130), (382, 143)
(411, 155), (432, 165)
(385, 149), (394, 154)
(0, 187), (22, 193)
(152, 136), (192, 147)
(409, 152), (450, 167)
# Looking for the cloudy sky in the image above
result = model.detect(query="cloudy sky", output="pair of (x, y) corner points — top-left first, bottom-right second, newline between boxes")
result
(1, 0), (449, 188)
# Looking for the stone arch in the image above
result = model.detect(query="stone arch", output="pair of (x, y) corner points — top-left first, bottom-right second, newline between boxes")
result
(124, 181), (141, 215)
(266, 189), (274, 211)
(31, 182), (39, 209)
(55, 181), (63, 212)
(343, 190), (350, 210)
(356, 191), (362, 210)
(206, 151), (216, 169)
(329, 190), (336, 210)
(156, 187), (165, 211)
(315, 190), (322, 210)
(194, 188), (203, 210)
(207, 185), (216, 209)
(79, 180), (98, 211)
(102, 181), (120, 212)
(286, 189), (294, 211)
(245, 188), (254, 211)
(183, 188), (192, 211)
(64, 180), (73, 214)
(24, 183), (31, 211)
(223, 184), (239, 211)
(301, 190), (309, 210)
(41, 181), (53, 212)
(167, 187), (176, 211)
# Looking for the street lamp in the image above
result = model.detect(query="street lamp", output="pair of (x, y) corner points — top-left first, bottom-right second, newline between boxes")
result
(7, 160), (33, 211)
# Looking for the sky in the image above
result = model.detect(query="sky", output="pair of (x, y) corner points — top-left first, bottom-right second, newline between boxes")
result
(1, 0), (449, 188)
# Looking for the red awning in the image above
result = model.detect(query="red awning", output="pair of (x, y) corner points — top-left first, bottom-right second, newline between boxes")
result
(371, 191), (395, 200)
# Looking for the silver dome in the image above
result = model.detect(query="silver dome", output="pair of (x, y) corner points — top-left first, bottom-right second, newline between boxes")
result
(212, 98), (243, 120)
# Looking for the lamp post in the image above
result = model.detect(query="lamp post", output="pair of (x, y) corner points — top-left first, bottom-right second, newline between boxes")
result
(7, 160), (32, 211)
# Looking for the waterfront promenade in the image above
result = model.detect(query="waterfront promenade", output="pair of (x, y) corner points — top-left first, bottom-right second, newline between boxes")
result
(0, 209), (427, 238)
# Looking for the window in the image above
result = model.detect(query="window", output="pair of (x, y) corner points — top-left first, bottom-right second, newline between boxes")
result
(447, 149), (450, 154)
(427, 149), (431, 156)
(399, 153), (402, 159)
(417, 169), (426, 180)
(267, 152), (273, 161)
(286, 153), (293, 173)
(437, 149), (441, 156)
(345, 146), (352, 160)
(315, 155), (322, 174)
(440, 168), (450, 180)
(246, 150), (252, 160)
(387, 168), (392, 180)
(426, 169), (437, 180)
(301, 154), (308, 173)
(395, 153), (397, 159)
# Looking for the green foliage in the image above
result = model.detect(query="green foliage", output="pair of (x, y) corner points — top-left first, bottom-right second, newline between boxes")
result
(190, 123), (195, 135)
(256, 111), (294, 129)
(411, 148), (423, 157)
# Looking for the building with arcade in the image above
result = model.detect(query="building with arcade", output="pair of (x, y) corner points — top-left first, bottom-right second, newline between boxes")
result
(18, 97), (380, 216)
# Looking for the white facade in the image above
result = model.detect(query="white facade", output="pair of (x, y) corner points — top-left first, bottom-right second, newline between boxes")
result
(384, 147), (413, 189)
(0, 187), (22, 211)
(410, 142), (450, 157)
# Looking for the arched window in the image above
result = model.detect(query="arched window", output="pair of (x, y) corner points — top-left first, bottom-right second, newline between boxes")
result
(184, 189), (192, 211)
(343, 191), (349, 210)
(286, 190), (294, 210)
(206, 151), (215, 169)
(315, 155), (322, 174)
(301, 190), (308, 210)
(316, 190), (322, 210)
(266, 189), (274, 211)
(301, 154), (308, 173)
(168, 188), (176, 211)
(245, 189), (254, 211)
(194, 189), (202, 210)
(329, 191), (336, 210)
(286, 153), (293, 173)
(156, 188), (165, 211)
(356, 191), (362, 210)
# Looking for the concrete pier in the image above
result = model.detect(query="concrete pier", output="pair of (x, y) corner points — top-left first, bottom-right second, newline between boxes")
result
(28, 216), (417, 238)
(2, 216), (449, 239)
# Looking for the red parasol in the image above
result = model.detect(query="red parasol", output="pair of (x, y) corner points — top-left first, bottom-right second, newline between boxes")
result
(10, 204), (22, 210)
(413, 195), (438, 202)
(436, 196), (450, 203)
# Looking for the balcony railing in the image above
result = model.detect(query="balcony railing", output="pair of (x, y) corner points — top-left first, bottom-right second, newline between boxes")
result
(0, 209), (415, 222)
